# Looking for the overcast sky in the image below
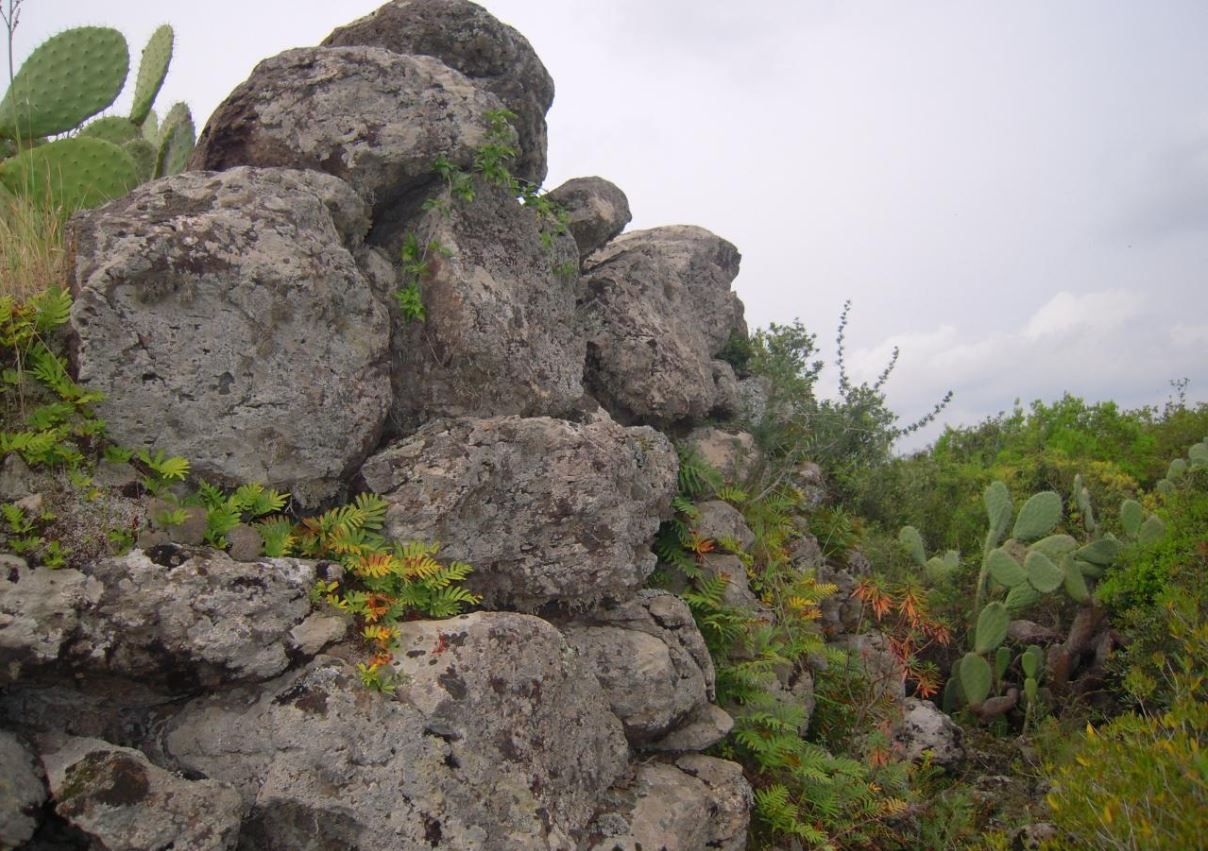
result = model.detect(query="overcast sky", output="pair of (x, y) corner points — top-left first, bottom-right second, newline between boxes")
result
(13, 1), (1208, 448)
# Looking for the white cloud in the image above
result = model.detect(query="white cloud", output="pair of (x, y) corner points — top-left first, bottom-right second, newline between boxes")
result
(1022, 290), (1143, 339)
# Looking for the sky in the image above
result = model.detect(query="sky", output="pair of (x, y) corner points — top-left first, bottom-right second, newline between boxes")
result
(11, 1), (1208, 449)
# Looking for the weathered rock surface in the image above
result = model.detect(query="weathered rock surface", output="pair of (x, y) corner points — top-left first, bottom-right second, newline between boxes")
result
(3, 548), (319, 691)
(191, 47), (504, 219)
(390, 184), (584, 430)
(580, 225), (746, 427)
(586, 756), (752, 851)
(893, 697), (966, 770)
(547, 177), (631, 261)
(694, 500), (756, 551)
(700, 553), (761, 610)
(0, 730), (45, 848)
(835, 632), (906, 703)
(0, 558), (99, 684)
(560, 591), (715, 744)
(322, 0), (555, 184)
(39, 734), (243, 851)
(160, 612), (628, 850)
(646, 703), (734, 753)
(685, 427), (761, 482)
(360, 415), (678, 610)
(69, 167), (391, 505)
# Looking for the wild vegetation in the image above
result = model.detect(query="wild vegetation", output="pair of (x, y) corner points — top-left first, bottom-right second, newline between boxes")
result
(3, 9), (1205, 850)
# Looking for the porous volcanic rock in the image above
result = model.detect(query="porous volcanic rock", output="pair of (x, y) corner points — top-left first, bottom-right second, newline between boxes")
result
(159, 613), (628, 850)
(389, 183), (583, 430)
(28, 546), (321, 691)
(893, 697), (966, 771)
(39, 734), (242, 851)
(547, 176), (632, 261)
(580, 225), (747, 427)
(0, 730), (45, 848)
(0, 557), (99, 684)
(559, 591), (715, 744)
(191, 46), (505, 219)
(69, 167), (390, 506)
(322, 0), (555, 184)
(586, 756), (752, 851)
(360, 414), (678, 610)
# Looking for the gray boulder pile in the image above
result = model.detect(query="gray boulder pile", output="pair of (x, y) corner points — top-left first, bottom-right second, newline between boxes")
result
(0, 1), (764, 848)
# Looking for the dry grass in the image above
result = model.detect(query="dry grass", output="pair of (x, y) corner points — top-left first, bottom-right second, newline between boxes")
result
(0, 186), (68, 301)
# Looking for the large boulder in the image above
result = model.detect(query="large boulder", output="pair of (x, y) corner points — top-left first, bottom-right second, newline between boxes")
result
(69, 167), (391, 506)
(38, 734), (243, 851)
(580, 226), (747, 427)
(359, 414), (678, 610)
(559, 591), (716, 745)
(191, 47), (505, 221)
(3, 547), (323, 691)
(389, 183), (584, 430)
(546, 177), (632, 262)
(159, 613), (628, 850)
(586, 756), (752, 851)
(0, 730), (45, 848)
(322, 0), (555, 184)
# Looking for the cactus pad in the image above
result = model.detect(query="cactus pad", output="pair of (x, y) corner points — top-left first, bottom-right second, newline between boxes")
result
(974, 601), (1010, 653)
(986, 547), (1026, 588)
(959, 652), (992, 707)
(0, 27), (129, 140)
(80, 116), (141, 147)
(130, 25), (174, 126)
(1004, 581), (1041, 613)
(1120, 499), (1143, 538)
(899, 526), (926, 565)
(0, 136), (141, 211)
(1025, 550), (1064, 593)
(1137, 514), (1166, 546)
(156, 102), (195, 177)
(984, 481), (1013, 546)
(1076, 537), (1121, 567)
(1021, 645), (1044, 680)
(1062, 553), (1090, 603)
(124, 138), (157, 181)
(1012, 491), (1062, 541)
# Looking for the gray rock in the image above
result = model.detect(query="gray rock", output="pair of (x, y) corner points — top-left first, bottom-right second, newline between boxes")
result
(226, 523), (263, 562)
(0, 559), (100, 684)
(0, 677), (180, 746)
(69, 167), (391, 506)
(810, 545), (871, 636)
(737, 375), (771, 424)
(287, 612), (350, 657)
(580, 225), (746, 427)
(0, 454), (44, 502)
(694, 500), (755, 551)
(66, 549), (317, 689)
(389, 183), (584, 430)
(192, 47), (506, 218)
(39, 734), (242, 851)
(560, 592), (715, 744)
(161, 613), (628, 850)
(0, 730), (45, 848)
(360, 414), (678, 610)
(834, 633), (906, 703)
(685, 427), (760, 483)
(893, 698), (965, 770)
(546, 177), (631, 261)
(322, 0), (555, 184)
(587, 756), (751, 851)
(699, 553), (760, 610)
(646, 703), (734, 753)
(1007, 619), (1063, 644)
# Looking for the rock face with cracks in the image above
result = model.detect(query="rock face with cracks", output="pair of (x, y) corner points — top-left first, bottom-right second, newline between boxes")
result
(68, 167), (390, 506)
(360, 414), (678, 610)
(389, 183), (584, 430)
(191, 47), (505, 220)
(580, 225), (746, 427)
(560, 591), (716, 745)
(158, 613), (628, 850)
(39, 734), (243, 851)
(322, 0), (555, 184)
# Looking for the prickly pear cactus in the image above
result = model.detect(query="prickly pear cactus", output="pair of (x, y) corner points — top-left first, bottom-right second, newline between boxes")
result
(0, 23), (191, 212)
(0, 28), (129, 140)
